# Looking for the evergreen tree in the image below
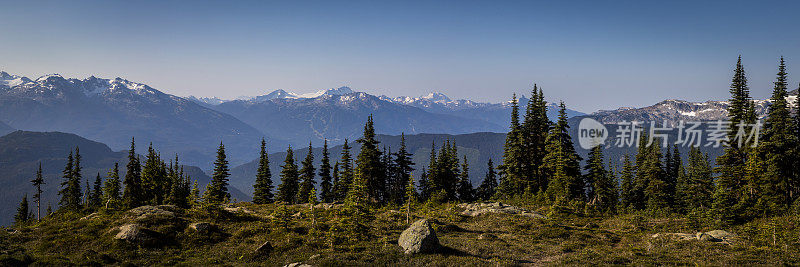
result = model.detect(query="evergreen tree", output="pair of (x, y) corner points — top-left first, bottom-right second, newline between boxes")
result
(522, 85), (551, 194)
(683, 147), (714, 211)
(498, 94), (526, 198)
(308, 187), (318, 227)
(319, 140), (334, 203)
(58, 149), (82, 211)
(14, 195), (29, 225)
(757, 57), (794, 214)
(713, 56), (756, 225)
(140, 143), (167, 205)
(618, 154), (636, 211)
(277, 147), (300, 203)
(297, 142), (316, 203)
(642, 139), (669, 212)
(355, 115), (386, 202)
(204, 142), (231, 204)
(334, 140), (354, 201)
(418, 167), (431, 202)
(189, 180), (200, 206)
(166, 156), (190, 208)
(393, 133), (415, 204)
(89, 173), (103, 208)
(102, 163), (122, 209)
(404, 173), (416, 224)
(477, 158), (498, 200)
(31, 163), (45, 221)
(543, 102), (583, 201)
(253, 138), (274, 204)
(457, 156), (474, 202)
(123, 138), (143, 209)
(340, 169), (372, 239)
(585, 145), (615, 212)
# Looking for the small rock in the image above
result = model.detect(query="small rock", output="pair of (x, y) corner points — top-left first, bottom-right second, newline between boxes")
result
(309, 254), (320, 260)
(706, 230), (735, 240)
(80, 212), (100, 220)
(114, 224), (154, 243)
(284, 263), (312, 267)
(189, 222), (214, 233)
(255, 241), (273, 255)
(398, 219), (440, 254)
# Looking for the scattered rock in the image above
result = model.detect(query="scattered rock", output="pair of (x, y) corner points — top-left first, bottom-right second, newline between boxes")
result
(706, 230), (736, 241)
(309, 254), (320, 260)
(652, 230), (735, 243)
(114, 224), (155, 243)
(292, 212), (303, 218)
(255, 241), (273, 255)
(80, 212), (100, 221)
(398, 219), (440, 254)
(189, 222), (214, 233)
(457, 202), (546, 218)
(127, 206), (176, 221)
(223, 206), (254, 214)
(284, 263), (312, 267)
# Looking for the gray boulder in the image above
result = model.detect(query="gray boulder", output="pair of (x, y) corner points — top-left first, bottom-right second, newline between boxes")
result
(114, 224), (154, 243)
(706, 230), (735, 240)
(398, 219), (439, 254)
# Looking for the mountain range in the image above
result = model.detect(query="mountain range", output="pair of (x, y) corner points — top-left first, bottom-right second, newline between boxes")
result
(191, 86), (585, 147)
(0, 71), (284, 168)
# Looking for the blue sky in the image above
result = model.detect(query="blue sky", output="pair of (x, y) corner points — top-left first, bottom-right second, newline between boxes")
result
(0, 0), (798, 112)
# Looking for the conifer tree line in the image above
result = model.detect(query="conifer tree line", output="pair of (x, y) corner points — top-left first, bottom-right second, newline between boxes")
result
(15, 56), (800, 228)
(267, 115), (417, 206)
(483, 56), (800, 223)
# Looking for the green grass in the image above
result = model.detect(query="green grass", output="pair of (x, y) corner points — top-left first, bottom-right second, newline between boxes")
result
(2, 202), (800, 266)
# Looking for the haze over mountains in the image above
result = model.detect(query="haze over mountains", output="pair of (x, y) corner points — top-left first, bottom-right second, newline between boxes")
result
(0, 71), (277, 168)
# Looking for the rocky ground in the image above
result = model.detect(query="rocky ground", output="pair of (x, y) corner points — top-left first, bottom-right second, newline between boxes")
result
(1, 202), (799, 266)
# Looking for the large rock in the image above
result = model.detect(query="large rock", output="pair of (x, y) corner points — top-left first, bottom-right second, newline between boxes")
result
(398, 219), (439, 254)
(457, 202), (546, 218)
(114, 224), (154, 243)
(706, 230), (735, 241)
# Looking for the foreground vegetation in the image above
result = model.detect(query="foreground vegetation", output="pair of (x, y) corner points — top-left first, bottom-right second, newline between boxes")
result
(2, 200), (800, 266)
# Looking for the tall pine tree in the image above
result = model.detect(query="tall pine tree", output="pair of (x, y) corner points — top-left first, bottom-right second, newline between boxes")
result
(355, 115), (386, 203)
(297, 142), (316, 203)
(253, 138), (274, 204)
(277, 147), (300, 203)
(204, 142), (231, 204)
(123, 138), (143, 209)
(31, 163), (45, 221)
(319, 140), (334, 203)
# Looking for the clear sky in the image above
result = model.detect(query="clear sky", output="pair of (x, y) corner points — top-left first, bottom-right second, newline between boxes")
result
(0, 0), (798, 112)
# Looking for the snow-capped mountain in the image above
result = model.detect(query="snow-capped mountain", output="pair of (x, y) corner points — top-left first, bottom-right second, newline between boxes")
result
(190, 86), (358, 106)
(586, 89), (798, 124)
(210, 91), (505, 146)
(0, 71), (285, 168)
(381, 92), (586, 126)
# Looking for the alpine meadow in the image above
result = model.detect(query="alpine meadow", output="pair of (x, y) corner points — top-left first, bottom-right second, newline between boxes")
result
(2, 1), (800, 266)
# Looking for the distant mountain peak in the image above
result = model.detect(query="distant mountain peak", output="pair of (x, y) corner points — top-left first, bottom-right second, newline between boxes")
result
(421, 92), (452, 102)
